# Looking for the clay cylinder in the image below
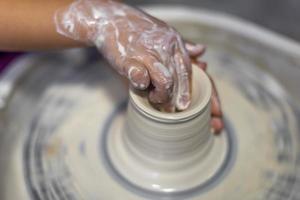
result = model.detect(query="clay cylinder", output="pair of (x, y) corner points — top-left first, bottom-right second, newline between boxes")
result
(124, 65), (212, 161)
(108, 66), (224, 192)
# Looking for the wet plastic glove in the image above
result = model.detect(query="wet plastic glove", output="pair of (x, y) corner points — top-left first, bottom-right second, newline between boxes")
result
(54, 0), (209, 111)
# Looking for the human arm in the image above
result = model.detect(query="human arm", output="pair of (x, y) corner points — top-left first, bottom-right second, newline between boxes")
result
(0, 0), (223, 132)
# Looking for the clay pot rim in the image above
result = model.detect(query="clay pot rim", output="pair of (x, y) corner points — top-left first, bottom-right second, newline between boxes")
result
(129, 67), (212, 123)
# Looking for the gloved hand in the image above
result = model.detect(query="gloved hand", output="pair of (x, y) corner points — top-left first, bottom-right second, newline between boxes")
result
(55, 0), (223, 132)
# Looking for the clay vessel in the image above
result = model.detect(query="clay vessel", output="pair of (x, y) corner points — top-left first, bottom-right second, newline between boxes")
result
(108, 65), (226, 193)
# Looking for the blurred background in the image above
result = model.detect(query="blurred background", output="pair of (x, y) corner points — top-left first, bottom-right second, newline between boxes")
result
(128, 0), (300, 42)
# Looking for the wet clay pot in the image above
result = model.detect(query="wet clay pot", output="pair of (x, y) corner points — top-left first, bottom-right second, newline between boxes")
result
(107, 65), (228, 193)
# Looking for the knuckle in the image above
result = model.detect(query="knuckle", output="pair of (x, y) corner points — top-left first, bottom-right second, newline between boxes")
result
(157, 76), (173, 89)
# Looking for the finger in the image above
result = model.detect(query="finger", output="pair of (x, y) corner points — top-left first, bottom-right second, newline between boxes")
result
(206, 74), (222, 117)
(123, 59), (150, 90)
(142, 56), (174, 104)
(185, 42), (206, 58)
(211, 91), (222, 117)
(207, 73), (224, 134)
(211, 117), (224, 134)
(194, 60), (222, 117)
(173, 47), (192, 111)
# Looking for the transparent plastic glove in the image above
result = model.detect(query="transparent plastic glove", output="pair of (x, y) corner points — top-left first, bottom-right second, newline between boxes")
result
(55, 0), (194, 111)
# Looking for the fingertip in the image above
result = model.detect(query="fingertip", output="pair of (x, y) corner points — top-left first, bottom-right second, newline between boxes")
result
(175, 92), (191, 111)
(211, 117), (224, 134)
(185, 42), (206, 57)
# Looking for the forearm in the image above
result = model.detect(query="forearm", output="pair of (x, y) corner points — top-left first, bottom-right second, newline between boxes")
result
(0, 0), (86, 51)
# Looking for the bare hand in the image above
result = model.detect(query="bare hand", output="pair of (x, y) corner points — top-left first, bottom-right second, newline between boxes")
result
(55, 0), (192, 111)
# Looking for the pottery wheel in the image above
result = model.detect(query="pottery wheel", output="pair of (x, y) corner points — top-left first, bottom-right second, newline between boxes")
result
(1, 8), (300, 200)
